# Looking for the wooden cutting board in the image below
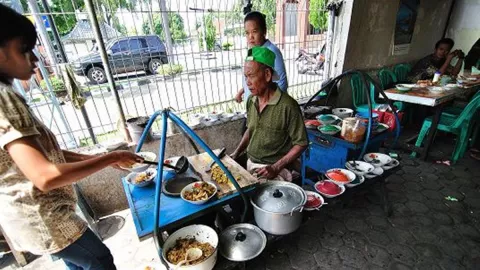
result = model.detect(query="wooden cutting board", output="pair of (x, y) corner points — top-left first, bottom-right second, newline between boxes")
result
(188, 150), (259, 198)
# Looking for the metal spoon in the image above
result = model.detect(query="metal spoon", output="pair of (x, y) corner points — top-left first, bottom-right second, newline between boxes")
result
(174, 248), (203, 269)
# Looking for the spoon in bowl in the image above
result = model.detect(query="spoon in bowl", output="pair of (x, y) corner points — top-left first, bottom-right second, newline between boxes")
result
(174, 248), (203, 269)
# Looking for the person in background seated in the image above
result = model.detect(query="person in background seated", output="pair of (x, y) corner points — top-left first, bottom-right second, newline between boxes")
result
(235, 11), (288, 103)
(408, 38), (465, 82)
(230, 47), (307, 181)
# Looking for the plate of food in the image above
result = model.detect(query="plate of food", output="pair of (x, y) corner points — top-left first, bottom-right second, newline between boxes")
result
(126, 168), (157, 187)
(363, 153), (392, 167)
(345, 161), (375, 176)
(325, 168), (356, 185)
(304, 191), (325, 211)
(181, 181), (218, 205)
(417, 80), (433, 88)
(314, 180), (345, 198)
(121, 151), (156, 172)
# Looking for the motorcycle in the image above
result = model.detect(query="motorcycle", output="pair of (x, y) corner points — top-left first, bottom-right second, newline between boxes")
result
(296, 44), (326, 75)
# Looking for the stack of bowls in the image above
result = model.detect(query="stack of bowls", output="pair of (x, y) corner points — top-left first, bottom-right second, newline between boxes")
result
(355, 112), (379, 130)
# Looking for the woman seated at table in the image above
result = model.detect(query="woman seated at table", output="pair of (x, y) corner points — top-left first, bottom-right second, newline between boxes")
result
(407, 38), (465, 83)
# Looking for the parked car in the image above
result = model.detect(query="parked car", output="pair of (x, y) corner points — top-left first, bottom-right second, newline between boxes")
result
(72, 35), (168, 84)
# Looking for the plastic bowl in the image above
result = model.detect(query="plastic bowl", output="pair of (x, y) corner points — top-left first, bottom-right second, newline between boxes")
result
(126, 168), (157, 187)
(314, 180), (346, 198)
(318, 125), (341, 135)
(181, 181), (218, 205)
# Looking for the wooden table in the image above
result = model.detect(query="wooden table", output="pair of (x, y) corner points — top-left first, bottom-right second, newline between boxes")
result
(384, 83), (480, 160)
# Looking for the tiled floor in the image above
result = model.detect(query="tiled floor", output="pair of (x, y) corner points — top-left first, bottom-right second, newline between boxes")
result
(1, 137), (480, 269)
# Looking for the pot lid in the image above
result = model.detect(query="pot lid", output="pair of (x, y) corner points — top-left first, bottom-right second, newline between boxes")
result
(253, 181), (306, 213)
(219, 223), (266, 262)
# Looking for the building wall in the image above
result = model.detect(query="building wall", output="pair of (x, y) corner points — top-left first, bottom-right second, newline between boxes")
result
(445, 0), (480, 55)
(343, 0), (453, 70)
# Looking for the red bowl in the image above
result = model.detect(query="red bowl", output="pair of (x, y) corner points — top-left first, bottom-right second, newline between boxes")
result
(326, 170), (349, 183)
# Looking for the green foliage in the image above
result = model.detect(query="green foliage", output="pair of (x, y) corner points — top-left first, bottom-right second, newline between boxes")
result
(252, 0), (276, 37)
(50, 0), (83, 35)
(222, 42), (233, 51)
(309, 0), (328, 32)
(157, 64), (183, 77)
(197, 13), (217, 51)
(96, 0), (132, 25)
(142, 13), (187, 44)
(113, 17), (127, 35)
(40, 76), (66, 92)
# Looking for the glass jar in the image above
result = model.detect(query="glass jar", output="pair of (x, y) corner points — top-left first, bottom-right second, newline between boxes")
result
(341, 117), (366, 143)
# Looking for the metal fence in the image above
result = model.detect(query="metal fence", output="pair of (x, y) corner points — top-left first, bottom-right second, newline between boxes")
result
(4, 0), (330, 149)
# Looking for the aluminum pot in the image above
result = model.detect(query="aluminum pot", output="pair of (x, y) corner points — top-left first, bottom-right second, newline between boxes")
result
(161, 225), (218, 270)
(251, 181), (307, 235)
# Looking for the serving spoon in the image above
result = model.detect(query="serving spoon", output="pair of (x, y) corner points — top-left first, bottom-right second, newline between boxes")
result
(174, 248), (203, 269)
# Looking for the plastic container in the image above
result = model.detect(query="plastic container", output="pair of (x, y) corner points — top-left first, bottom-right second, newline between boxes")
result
(126, 116), (152, 144)
(341, 117), (366, 143)
(433, 71), (441, 83)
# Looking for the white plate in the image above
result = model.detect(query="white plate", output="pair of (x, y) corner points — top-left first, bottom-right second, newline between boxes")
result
(222, 113), (235, 121)
(126, 168), (157, 187)
(345, 161), (375, 176)
(315, 180), (346, 198)
(371, 167), (384, 175)
(467, 77), (477, 81)
(364, 173), (377, 179)
(363, 153), (392, 167)
(382, 158), (400, 170)
(428, 86), (444, 91)
(345, 175), (365, 188)
(121, 151), (157, 172)
(332, 108), (354, 119)
(325, 168), (356, 184)
(181, 181), (218, 205)
(304, 191), (325, 211)
(208, 111), (224, 120)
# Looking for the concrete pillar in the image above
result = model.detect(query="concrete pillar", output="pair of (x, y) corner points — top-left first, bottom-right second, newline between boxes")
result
(274, 0), (285, 49)
(297, 0), (310, 49)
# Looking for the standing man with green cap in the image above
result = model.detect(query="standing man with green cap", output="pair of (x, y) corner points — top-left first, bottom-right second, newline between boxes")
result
(231, 47), (308, 181)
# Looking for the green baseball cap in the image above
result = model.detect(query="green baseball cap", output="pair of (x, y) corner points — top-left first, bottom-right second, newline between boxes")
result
(245, 46), (279, 80)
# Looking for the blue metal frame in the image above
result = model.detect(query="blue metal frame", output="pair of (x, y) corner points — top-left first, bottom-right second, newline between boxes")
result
(132, 109), (249, 256)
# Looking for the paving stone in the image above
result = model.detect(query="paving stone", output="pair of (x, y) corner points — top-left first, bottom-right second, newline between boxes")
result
(424, 200), (450, 212)
(437, 240), (466, 261)
(411, 227), (440, 244)
(403, 166), (421, 175)
(367, 204), (386, 216)
(461, 256), (480, 270)
(386, 175), (405, 185)
(458, 186), (480, 198)
(324, 219), (347, 236)
(405, 201), (429, 213)
(366, 216), (390, 231)
(337, 246), (367, 268)
(300, 220), (325, 236)
(385, 227), (416, 245)
(465, 198), (480, 209)
(414, 262), (442, 270)
(388, 243), (417, 265)
(404, 182), (423, 191)
(319, 232), (344, 251)
(421, 190), (443, 201)
(396, 169), (405, 175)
(458, 239), (480, 257)
(313, 248), (342, 269)
(413, 243), (443, 259)
(364, 244), (391, 267)
(365, 230), (391, 247)
(411, 215), (434, 227)
(434, 225), (460, 241)
(452, 168), (472, 178)
(366, 193), (383, 205)
(419, 179), (444, 191)
(245, 255), (266, 270)
(455, 224), (480, 240)
(392, 203), (413, 216)
(389, 261), (413, 270)
(456, 177), (476, 188)
(296, 233), (320, 254)
(389, 191), (408, 204)
(405, 192), (426, 202)
(429, 212), (453, 225)
(418, 172), (439, 181)
(288, 249), (317, 270)
(438, 258), (465, 270)
(388, 216), (415, 229)
(442, 171), (456, 180)
(447, 212), (468, 225)
(345, 218), (370, 233)
(362, 264), (384, 270)
(342, 231), (368, 250)
(387, 183), (405, 192)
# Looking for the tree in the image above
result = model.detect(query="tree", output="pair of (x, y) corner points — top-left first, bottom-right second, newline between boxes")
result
(197, 13), (216, 51)
(253, 0), (276, 37)
(309, 0), (328, 32)
(142, 13), (187, 44)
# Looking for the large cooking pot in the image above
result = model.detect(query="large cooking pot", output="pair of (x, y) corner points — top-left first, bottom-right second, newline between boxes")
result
(161, 225), (218, 270)
(251, 181), (307, 235)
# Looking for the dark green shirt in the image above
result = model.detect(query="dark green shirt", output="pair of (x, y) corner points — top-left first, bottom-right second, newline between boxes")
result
(246, 89), (308, 164)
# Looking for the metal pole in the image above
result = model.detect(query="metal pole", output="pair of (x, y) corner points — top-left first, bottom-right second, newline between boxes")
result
(27, 0), (59, 75)
(84, 0), (132, 142)
(39, 0), (97, 145)
(159, 0), (174, 63)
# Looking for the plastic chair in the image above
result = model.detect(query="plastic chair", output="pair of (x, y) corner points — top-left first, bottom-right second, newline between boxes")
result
(377, 68), (405, 111)
(350, 73), (376, 113)
(411, 95), (480, 164)
(393, 63), (411, 83)
(443, 91), (480, 147)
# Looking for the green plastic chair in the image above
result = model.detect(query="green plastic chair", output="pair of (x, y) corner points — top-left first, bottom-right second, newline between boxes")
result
(411, 95), (480, 163)
(377, 68), (405, 111)
(443, 91), (480, 147)
(393, 63), (412, 83)
(350, 73), (376, 113)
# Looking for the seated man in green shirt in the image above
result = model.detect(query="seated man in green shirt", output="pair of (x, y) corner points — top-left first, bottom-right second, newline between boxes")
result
(231, 47), (308, 181)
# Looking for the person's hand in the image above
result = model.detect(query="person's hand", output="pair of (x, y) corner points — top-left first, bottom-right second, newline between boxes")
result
(111, 151), (144, 170)
(255, 165), (279, 179)
(457, 50), (465, 59)
(447, 51), (456, 60)
(235, 89), (243, 103)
